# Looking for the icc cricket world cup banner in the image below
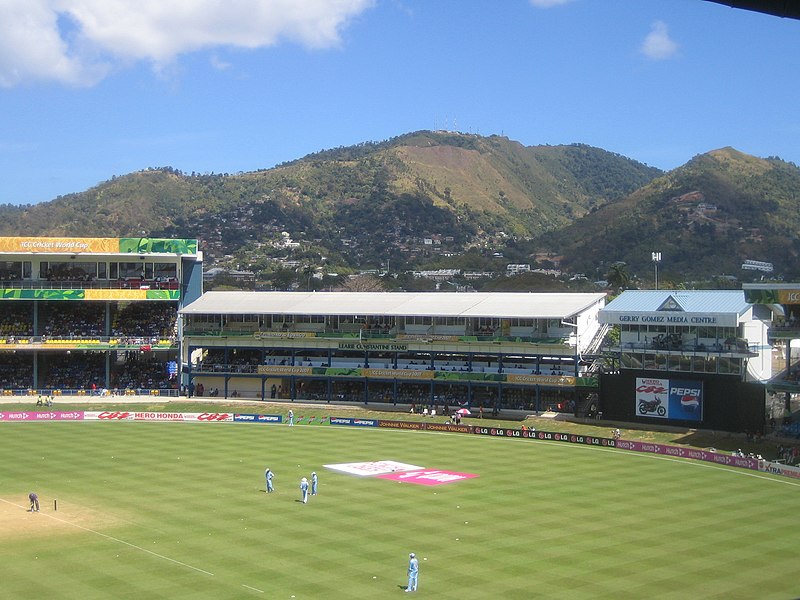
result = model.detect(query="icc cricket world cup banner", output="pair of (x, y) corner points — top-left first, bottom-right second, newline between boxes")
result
(744, 288), (800, 305)
(635, 377), (703, 422)
(0, 237), (197, 255)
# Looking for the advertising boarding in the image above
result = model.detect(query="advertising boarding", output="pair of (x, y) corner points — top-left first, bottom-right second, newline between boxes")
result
(635, 377), (703, 422)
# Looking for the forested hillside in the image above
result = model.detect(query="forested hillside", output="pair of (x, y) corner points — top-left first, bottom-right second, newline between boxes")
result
(538, 148), (800, 281)
(0, 131), (660, 277)
(0, 132), (795, 285)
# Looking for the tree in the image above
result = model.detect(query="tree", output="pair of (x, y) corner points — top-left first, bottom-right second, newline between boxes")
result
(606, 262), (630, 293)
(269, 268), (296, 291)
(301, 264), (316, 291)
(337, 274), (386, 292)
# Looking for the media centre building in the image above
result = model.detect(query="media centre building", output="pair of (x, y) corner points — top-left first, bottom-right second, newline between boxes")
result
(598, 290), (771, 432)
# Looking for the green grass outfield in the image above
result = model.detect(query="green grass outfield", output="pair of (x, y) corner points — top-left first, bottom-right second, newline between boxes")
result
(2, 417), (799, 599)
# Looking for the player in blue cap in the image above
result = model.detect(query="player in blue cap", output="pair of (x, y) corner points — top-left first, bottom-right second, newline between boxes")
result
(406, 552), (418, 592)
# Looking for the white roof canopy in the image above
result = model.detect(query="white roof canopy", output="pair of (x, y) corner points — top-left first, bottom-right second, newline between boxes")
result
(180, 291), (606, 320)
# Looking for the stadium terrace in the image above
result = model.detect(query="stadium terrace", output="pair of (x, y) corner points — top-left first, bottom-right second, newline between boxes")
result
(2, 236), (800, 435)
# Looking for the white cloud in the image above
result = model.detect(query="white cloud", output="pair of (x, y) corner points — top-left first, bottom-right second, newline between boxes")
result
(0, 0), (374, 87)
(210, 55), (232, 71)
(641, 21), (679, 60)
(528, 0), (574, 7)
(0, 0), (108, 87)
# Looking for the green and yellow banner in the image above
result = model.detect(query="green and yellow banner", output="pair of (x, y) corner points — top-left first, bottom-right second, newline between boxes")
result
(507, 373), (576, 386)
(363, 368), (434, 380)
(257, 365), (314, 376)
(744, 288), (800, 305)
(0, 237), (197, 255)
(0, 289), (179, 301)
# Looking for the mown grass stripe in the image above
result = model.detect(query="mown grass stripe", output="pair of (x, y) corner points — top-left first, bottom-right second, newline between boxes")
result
(1, 421), (799, 599)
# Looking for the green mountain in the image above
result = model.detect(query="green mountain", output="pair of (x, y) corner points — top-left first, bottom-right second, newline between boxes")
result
(0, 131), (660, 276)
(5, 134), (798, 284)
(538, 147), (800, 281)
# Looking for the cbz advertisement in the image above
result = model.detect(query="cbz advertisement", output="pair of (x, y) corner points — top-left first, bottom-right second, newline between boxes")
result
(635, 377), (703, 422)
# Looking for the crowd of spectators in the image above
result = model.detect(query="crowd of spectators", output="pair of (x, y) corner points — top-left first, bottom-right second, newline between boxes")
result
(0, 302), (178, 342)
(199, 349), (261, 372)
(111, 303), (177, 341)
(196, 351), (579, 378)
(40, 303), (106, 338)
(500, 388), (576, 412)
(776, 444), (799, 465)
(0, 354), (34, 388)
(0, 300), (178, 392)
(0, 302), (34, 337)
(44, 354), (105, 389)
(45, 264), (94, 282)
(111, 356), (177, 390)
(4, 352), (178, 392)
(275, 380), (574, 413)
(774, 311), (799, 329)
(191, 363), (579, 412)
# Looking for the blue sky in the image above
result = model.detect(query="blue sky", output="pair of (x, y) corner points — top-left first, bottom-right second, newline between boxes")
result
(1, 0), (798, 205)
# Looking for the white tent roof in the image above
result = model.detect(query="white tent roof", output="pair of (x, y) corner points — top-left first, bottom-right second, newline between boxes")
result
(180, 291), (606, 319)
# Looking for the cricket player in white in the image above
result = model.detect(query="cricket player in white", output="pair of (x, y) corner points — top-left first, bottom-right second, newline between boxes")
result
(406, 552), (418, 592)
(311, 471), (318, 496)
(300, 477), (309, 503)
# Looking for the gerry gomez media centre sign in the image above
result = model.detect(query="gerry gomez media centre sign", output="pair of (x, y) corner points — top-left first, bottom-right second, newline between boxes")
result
(635, 377), (703, 422)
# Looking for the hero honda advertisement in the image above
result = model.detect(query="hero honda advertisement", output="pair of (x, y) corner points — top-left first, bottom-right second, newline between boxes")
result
(635, 377), (703, 422)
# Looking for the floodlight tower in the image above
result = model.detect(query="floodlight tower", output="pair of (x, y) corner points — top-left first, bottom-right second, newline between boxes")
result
(652, 252), (662, 290)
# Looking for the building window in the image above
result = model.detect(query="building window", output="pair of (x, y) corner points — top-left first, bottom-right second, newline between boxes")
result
(295, 315), (325, 324)
(154, 263), (177, 280)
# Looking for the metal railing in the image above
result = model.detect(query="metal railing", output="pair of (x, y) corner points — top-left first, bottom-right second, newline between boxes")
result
(0, 279), (179, 290)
